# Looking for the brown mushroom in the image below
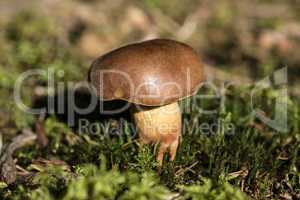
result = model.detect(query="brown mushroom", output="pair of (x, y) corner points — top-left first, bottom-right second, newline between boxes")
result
(88, 39), (204, 165)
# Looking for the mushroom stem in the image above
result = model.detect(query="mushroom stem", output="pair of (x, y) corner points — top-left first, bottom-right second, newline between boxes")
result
(131, 102), (181, 165)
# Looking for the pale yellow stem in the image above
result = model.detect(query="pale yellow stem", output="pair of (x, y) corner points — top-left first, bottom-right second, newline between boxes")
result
(131, 102), (181, 165)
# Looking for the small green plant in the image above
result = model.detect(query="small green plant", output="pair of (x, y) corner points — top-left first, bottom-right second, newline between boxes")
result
(179, 179), (248, 200)
(63, 163), (169, 200)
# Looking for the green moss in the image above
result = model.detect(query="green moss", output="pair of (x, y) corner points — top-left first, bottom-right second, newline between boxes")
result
(179, 179), (248, 200)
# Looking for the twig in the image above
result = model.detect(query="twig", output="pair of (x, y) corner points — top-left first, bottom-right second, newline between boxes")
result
(166, 193), (180, 200)
(16, 165), (30, 176)
(176, 10), (200, 40)
(0, 129), (37, 184)
(175, 161), (199, 177)
(36, 113), (49, 148)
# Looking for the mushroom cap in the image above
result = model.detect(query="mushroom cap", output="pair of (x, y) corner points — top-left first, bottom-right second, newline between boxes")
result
(89, 39), (204, 106)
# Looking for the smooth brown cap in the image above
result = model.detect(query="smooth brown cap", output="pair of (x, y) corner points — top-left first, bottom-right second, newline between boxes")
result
(89, 39), (204, 106)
